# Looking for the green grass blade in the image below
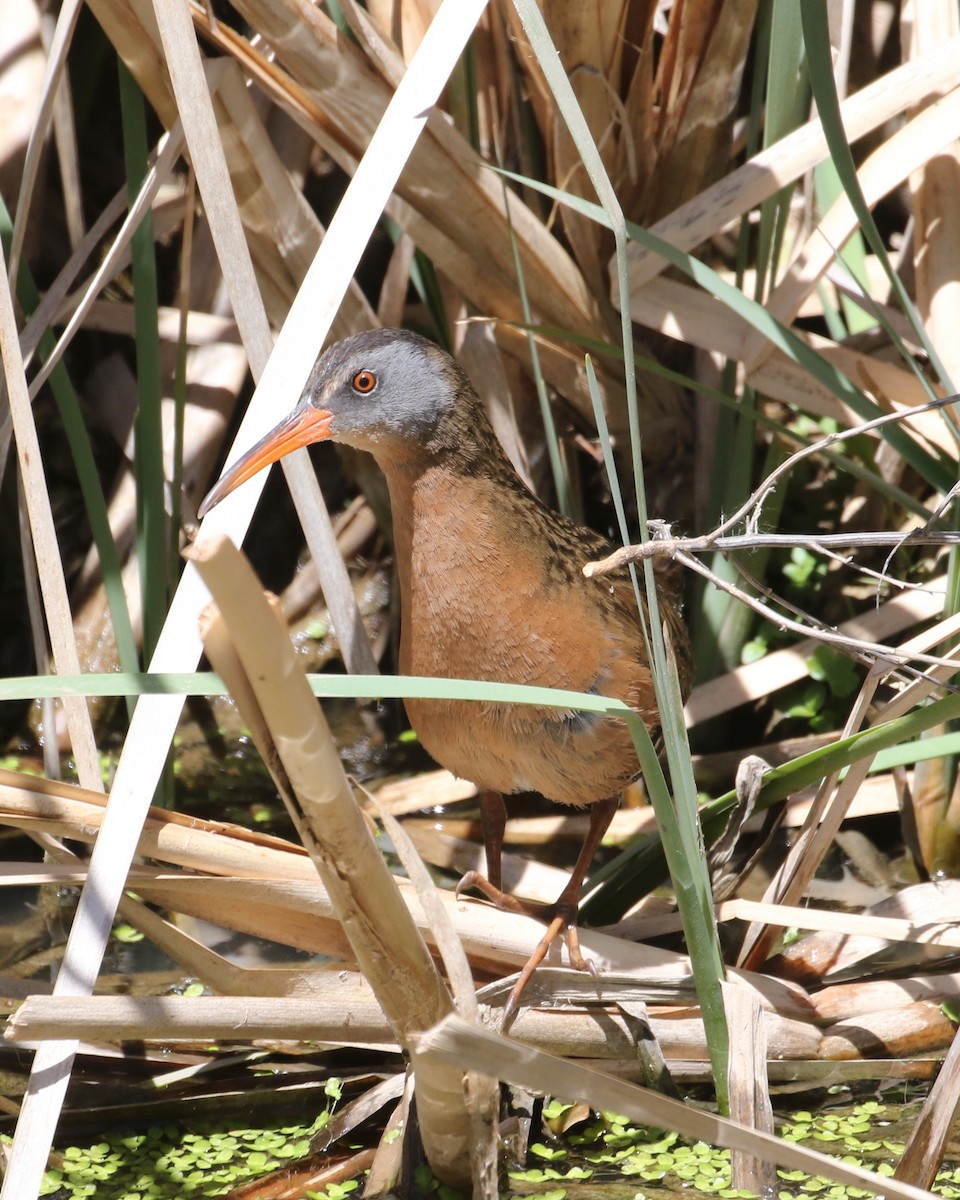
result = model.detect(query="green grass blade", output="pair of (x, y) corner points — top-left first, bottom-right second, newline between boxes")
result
(800, 4), (956, 397)
(119, 61), (166, 662)
(756, 0), (808, 298)
(510, 0), (729, 1108)
(583, 685), (960, 922)
(493, 167), (958, 492)
(0, 670), (656, 710)
(498, 160), (572, 517)
(0, 198), (139, 716)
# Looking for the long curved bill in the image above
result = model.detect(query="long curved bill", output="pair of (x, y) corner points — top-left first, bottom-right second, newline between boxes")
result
(198, 405), (334, 518)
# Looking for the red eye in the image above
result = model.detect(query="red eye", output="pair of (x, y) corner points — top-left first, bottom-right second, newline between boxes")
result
(352, 370), (377, 394)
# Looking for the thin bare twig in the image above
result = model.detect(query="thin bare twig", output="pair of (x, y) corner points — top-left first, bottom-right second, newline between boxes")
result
(718, 393), (959, 539)
(587, 528), (960, 568)
(674, 547), (955, 676)
(586, 392), (960, 578)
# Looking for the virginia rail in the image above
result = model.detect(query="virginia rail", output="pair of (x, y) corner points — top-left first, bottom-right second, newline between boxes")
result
(199, 328), (691, 1020)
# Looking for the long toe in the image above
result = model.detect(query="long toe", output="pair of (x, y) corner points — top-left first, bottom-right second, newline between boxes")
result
(456, 870), (558, 919)
(456, 878), (600, 1026)
(501, 907), (598, 1028)
(562, 920), (592, 975)
(502, 912), (567, 1028)
(456, 869), (517, 908)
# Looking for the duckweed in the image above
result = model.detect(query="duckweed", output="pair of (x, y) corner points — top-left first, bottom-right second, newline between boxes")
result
(3, 1113), (331, 1199)
(15, 1094), (960, 1199)
(535, 1100), (960, 1198)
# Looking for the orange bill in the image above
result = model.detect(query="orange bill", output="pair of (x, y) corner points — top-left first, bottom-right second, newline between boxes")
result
(198, 405), (334, 518)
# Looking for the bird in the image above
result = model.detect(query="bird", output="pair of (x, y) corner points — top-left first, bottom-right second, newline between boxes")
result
(199, 327), (691, 1022)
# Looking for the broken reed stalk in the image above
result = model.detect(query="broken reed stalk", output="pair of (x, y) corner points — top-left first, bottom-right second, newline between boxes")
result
(894, 1021), (960, 1190)
(724, 981), (775, 1195)
(186, 534), (471, 1186)
(414, 1015), (939, 1200)
(5, 990), (822, 1064)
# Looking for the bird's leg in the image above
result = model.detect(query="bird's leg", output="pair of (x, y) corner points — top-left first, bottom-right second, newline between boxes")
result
(455, 790), (508, 901)
(457, 795), (620, 1026)
(501, 796), (618, 1025)
(479, 789), (506, 892)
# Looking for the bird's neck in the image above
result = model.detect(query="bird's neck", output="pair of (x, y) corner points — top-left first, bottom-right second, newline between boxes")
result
(374, 424), (531, 620)
(378, 450), (485, 579)
(375, 404), (525, 541)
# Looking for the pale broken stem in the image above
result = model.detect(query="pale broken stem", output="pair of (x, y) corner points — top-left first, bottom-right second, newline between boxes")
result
(737, 615), (960, 971)
(0, 224), (101, 791)
(724, 981), (775, 1196)
(367, 797), (478, 1013)
(187, 535), (472, 1187)
(895, 1020), (960, 1190)
(364, 792), (500, 1192)
(414, 1015), (938, 1200)
(5, 991), (820, 1065)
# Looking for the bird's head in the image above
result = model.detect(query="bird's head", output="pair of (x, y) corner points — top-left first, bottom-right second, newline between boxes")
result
(198, 328), (466, 517)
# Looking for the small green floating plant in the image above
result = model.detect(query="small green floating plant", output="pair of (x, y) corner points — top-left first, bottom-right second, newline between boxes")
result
(505, 1100), (960, 1200)
(25, 1116), (326, 1199)
(16, 1093), (960, 1199)
(4, 1077), (349, 1199)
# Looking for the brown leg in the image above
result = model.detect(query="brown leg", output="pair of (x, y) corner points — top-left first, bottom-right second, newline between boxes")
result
(499, 796), (619, 1026)
(456, 790), (508, 900)
(477, 796), (617, 1028)
(479, 790), (506, 892)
